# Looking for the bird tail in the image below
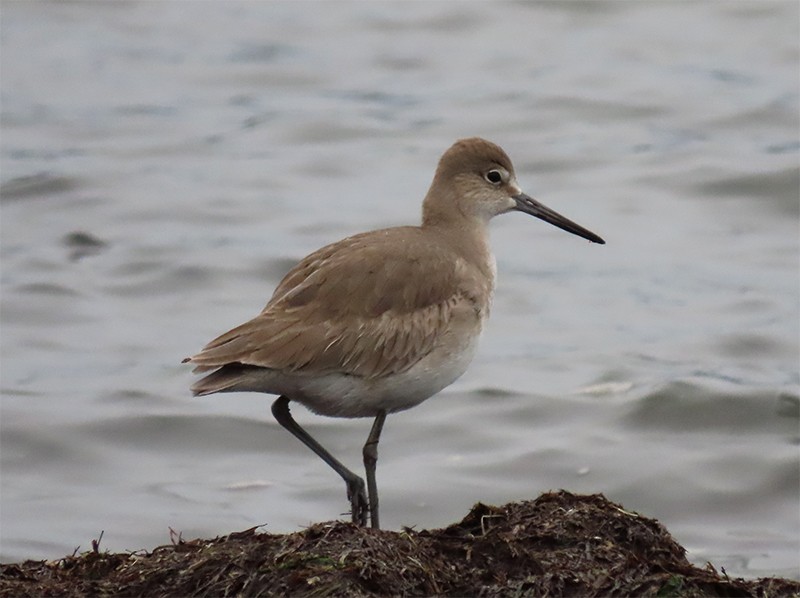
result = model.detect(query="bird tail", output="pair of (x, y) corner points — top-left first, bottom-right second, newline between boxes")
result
(186, 362), (274, 397)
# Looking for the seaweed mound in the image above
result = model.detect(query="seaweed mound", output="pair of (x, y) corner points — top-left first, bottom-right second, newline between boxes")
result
(2, 491), (797, 597)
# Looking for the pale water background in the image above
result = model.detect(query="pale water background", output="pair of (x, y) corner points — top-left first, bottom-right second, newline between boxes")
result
(1, 0), (798, 580)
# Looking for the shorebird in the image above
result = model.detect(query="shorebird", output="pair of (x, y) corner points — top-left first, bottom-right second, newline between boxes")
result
(184, 137), (604, 529)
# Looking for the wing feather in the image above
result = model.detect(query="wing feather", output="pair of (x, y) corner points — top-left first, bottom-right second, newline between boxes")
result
(186, 227), (477, 379)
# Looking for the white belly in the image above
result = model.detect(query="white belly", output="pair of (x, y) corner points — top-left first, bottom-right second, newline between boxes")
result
(275, 330), (481, 418)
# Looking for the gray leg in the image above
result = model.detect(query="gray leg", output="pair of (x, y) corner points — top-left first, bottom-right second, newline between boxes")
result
(363, 411), (387, 529)
(271, 396), (368, 526)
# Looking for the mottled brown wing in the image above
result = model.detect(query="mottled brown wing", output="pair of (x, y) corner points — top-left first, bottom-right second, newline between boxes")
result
(186, 227), (465, 379)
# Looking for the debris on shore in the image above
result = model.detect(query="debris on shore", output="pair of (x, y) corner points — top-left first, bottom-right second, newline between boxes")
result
(2, 491), (797, 597)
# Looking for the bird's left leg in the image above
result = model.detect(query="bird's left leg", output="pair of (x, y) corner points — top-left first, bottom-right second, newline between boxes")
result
(363, 410), (387, 529)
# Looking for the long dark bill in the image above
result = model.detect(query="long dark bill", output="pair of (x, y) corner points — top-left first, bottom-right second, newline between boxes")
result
(513, 193), (605, 245)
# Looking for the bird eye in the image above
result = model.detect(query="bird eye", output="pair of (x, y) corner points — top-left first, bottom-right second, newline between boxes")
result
(485, 170), (503, 185)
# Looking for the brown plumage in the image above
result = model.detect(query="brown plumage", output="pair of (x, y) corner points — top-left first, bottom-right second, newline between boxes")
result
(183, 137), (604, 529)
(188, 228), (482, 383)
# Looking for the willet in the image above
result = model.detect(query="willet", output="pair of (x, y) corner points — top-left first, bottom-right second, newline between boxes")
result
(183, 137), (604, 529)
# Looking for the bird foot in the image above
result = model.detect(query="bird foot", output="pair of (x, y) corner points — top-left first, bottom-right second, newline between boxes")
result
(345, 477), (369, 526)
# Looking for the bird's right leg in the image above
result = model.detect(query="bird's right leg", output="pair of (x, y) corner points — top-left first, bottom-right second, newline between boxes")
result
(271, 396), (368, 526)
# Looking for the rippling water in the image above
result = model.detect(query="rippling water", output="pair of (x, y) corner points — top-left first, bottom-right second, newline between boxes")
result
(1, 0), (798, 580)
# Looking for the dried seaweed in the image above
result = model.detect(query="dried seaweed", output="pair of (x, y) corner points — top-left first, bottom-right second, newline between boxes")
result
(2, 491), (797, 597)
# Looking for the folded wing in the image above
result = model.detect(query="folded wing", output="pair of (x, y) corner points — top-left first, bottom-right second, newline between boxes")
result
(185, 228), (467, 380)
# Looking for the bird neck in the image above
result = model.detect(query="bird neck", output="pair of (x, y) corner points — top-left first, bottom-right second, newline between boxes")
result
(421, 191), (496, 297)
(421, 180), (491, 228)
